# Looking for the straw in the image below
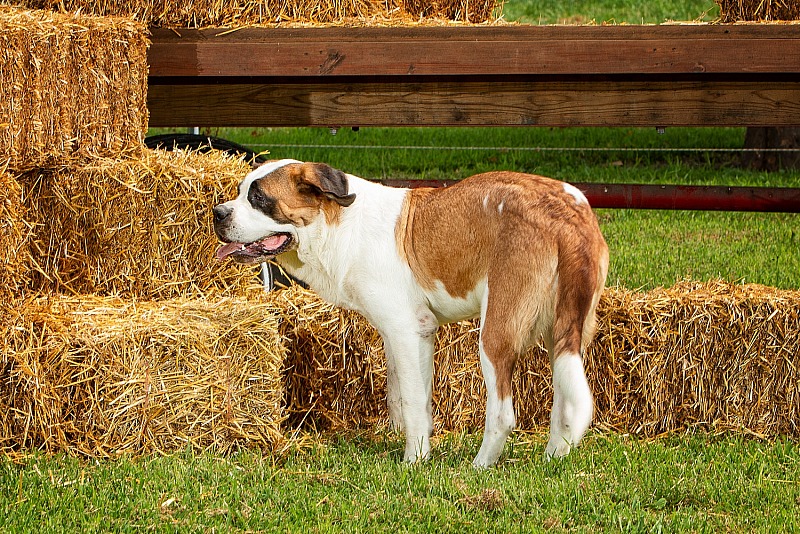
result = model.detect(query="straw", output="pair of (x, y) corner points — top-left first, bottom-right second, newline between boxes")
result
(3, 0), (503, 27)
(716, 0), (800, 21)
(1, 293), (286, 457)
(0, 6), (148, 172)
(18, 148), (259, 299)
(0, 170), (31, 298)
(276, 281), (800, 438)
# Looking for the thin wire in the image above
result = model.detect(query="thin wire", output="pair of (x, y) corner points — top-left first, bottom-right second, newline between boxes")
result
(252, 143), (800, 153)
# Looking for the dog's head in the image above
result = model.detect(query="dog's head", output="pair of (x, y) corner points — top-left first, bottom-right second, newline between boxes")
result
(213, 159), (356, 264)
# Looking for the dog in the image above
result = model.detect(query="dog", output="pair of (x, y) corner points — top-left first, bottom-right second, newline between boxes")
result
(214, 159), (609, 468)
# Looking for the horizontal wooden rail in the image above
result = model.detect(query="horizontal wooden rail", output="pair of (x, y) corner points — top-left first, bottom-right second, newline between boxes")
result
(148, 26), (800, 77)
(382, 181), (800, 212)
(147, 25), (800, 128)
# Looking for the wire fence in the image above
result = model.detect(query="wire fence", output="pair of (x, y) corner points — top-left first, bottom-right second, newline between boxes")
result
(250, 143), (800, 153)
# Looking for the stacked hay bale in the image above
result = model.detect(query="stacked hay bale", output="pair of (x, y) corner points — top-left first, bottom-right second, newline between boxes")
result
(1, 0), (501, 26)
(717, 0), (799, 21)
(19, 149), (257, 298)
(0, 6), (288, 457)
(276, 282), (800, 439)
(0, 6), (148, 171)
(1, 294), (286, 456)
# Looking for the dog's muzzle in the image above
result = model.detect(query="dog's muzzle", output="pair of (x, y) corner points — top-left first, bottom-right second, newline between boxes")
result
(213, 204), (294, 263)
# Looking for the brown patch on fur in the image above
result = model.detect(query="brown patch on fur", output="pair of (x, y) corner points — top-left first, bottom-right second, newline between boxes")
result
(254, 163), (348, 226)
(397, 171), (608, 399)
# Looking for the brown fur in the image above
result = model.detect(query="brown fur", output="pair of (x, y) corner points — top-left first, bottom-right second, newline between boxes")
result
(254, 163), (347, 226)
(397, 171), (608, 398)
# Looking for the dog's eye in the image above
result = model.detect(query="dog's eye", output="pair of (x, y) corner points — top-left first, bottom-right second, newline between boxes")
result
(248, 185), (276, 215)
(248, 185), (266, 205)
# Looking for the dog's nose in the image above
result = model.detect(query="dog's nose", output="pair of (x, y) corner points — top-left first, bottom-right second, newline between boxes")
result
(213, 205), (232, 224)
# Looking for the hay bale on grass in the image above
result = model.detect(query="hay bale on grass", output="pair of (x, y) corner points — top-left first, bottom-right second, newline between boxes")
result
(275, 284), (553, 432)
(19, 149), (257, 298)
(277, 281), (800, 438)
(1, 293), (285, 456)
(6, 0), (502, 26)
(716, 0), (800, 21)
(0, 7), (148, 171)
(592, 281), (800, 437)
(276, 288), (386, 429)
(2, 280), (795, 457)
(0, 171), (31, 298)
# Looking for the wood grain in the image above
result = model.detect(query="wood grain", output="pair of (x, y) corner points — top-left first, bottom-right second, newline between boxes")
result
(148, 26), (800, 77)
(148, 79), (800, 128)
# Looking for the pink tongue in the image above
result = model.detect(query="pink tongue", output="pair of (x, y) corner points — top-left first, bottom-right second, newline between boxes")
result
(215, 234), (289, 261)
(216, 242), (245, 261)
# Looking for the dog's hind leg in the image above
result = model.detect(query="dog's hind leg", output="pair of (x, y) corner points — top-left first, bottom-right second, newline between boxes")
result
(473, 288), (521, 469)
(543, 261), (605, 460)
(544, 345), (593, 460)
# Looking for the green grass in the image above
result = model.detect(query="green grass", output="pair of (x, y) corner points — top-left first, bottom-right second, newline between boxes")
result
(2, 432), (799, 532)
(502, 0), (720, 24)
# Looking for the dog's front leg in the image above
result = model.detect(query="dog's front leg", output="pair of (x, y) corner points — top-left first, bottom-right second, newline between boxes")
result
(386, 350), (403, 432)
(381, 330), (435, 463)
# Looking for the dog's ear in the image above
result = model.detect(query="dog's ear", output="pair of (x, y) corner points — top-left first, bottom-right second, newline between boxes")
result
(296, 162), (357, 207)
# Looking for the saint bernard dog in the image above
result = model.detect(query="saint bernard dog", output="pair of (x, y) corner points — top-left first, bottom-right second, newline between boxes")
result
(214, 159), (608, 468)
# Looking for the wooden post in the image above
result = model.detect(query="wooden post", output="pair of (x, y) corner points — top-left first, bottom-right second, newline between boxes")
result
(743, 128), (800, 171)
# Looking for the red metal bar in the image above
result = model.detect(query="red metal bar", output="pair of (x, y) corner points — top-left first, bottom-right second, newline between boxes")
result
(380, 180), (800, 212)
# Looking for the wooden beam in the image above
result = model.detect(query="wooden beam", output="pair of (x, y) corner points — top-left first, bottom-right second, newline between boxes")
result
(147, 25), (800, 128)
(148, 78), (800, 128)
(148, 26), (800, 77)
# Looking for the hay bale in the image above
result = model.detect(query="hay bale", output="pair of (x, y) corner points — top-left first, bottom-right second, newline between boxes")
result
(275, 284), (552, 432)
(19, 148), (258, 298)
(717, 0), (800, 21)
(401, 0), (498, 23)
(0, 7), (149, 172)
(276, 287), (386, 429)
(592, 281), (800, 437)
(0, 293), (286, 456)
(0, 170), (31, 298)
(6, 0), (502, 26)
(277, 281), (800, 438)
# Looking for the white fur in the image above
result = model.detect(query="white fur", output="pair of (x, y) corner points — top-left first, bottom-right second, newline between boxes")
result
(217, 159), (301, 244)
(545, 353), (593, 459)
(563, 182), (588, 206)
(425, 279), (486, 324)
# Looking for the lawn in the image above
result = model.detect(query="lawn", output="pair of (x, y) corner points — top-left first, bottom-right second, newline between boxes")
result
(2, 432), (799, 532)
(502, 0), (720, 24)
(4, 0), (800, 532)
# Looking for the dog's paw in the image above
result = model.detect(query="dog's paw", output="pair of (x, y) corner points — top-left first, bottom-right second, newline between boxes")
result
(471, 456), (496, 470)
(403, 436), (431, 464)
(544, 437), (572, 461)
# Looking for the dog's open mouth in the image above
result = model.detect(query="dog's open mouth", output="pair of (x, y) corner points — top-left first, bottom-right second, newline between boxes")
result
(215, 233), (293, 263)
